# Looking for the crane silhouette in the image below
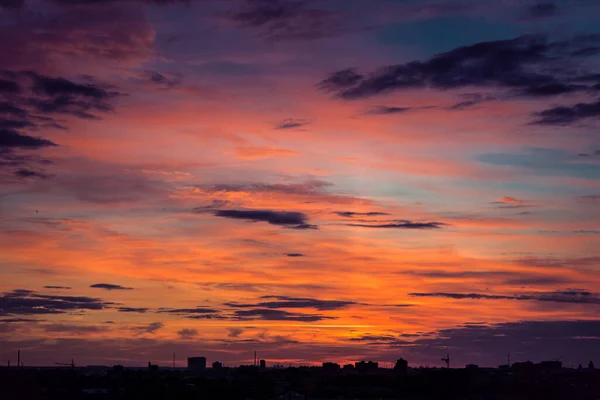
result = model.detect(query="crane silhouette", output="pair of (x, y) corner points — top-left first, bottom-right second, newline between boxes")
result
(55, 359), (75, 368)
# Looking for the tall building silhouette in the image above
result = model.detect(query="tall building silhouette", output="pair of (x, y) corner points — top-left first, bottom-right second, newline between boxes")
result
(188, 357), (206, 371)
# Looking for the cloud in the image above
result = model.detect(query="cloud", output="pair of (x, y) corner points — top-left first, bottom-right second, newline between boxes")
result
(334, 211), (390, 217)
(234, 146), (300, 159)
(232, 308), (335, 322)
(0, 71), (121, 179)
(90, 283), (133, 291)
(225, 295), (357, 311)
(522, 3), (559, 20)
(26, 71), (121, 119)
(275, 118), (311, 129)
(14, 168), (52, 179)
(532, 98), (600, 125)
(177, 328), (198, 339)
(497, 196), (522, 204)
(348, 334), (403, 343)
(0, 130), (57, 149)
(0, 0), (23, 9)
(448, 93), (498, 110)
(43, 323), (110, 334)
(158, 307), (219, 315)
(198, 180), (332, 196)
(319, 35), (600, 100)
(576, 195), (600, 205)
(140, 70), (182, 88)
(286, 253), (305, 257)
(403, 269), (571, 286)
(346, 220), (445, 229)
(50, 0), (194, 5)
(133, 322), (164, 335)
(409, 289), (600, 305)
(43, 286), (72, 290)
(0, 289), (111, 315)
(365, 105), (436, 115)
(0, 2), (155, 70)
(210, 209), (315, 229)
(490, 196), (533, 209)
(0, 318), (39, 323)
(227, 327), (244, 337)
(117, 307), (150, 313)
(232, 0), (341, 41)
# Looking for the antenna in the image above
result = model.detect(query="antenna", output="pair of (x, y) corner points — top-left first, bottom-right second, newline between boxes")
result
(173, 352), (176, 369)
(17, 350), (20, 368)
(441, 353), (450, 369)
(508, 353), (511, 367)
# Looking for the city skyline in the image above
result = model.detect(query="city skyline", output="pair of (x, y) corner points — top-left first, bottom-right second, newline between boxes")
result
(1, 0), (600, 368)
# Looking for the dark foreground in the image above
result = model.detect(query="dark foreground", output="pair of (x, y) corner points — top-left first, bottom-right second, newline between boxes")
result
(2, 365), (599, 400)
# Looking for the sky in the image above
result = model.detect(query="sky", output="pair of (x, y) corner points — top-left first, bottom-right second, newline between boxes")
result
(1, 0), (600, 369)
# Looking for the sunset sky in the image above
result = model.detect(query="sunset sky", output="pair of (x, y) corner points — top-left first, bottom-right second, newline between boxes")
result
(1, 0), (600, 369)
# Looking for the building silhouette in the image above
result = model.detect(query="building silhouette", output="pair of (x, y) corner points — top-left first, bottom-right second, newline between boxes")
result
(322, 362), (341, 373)
(355, 361), (378, 373)
(188, 357), (206, 372)
(394, 358), (408, 375)
(259, 359), (266, 369)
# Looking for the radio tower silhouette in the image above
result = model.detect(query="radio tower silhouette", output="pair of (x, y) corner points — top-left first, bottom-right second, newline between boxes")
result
(441, 353), (450, 369)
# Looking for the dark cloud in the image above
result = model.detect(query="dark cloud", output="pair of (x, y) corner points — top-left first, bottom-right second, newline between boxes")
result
(409, 289), (600, 305)
(448, 93), (497, 110)
(275, 118), (310, 129)
(319, 68), (364, 91)
(225, 295), (357, 311)
(514, 255), (600, 269)
(133, 322), (164, 335)
(43, 286), (72, 290)
(576, 195), (600, 205)
(0, 71), (121, 179)
(0, 318), (39, 323)
(117, 307), (150, 313)
(232, 0), (340, 41)
(14, 168), (52, 179)
(522, 3), (559, 19)
(200, 281), (332, 293)
(0, 0), (23, 9)
(402, 269), (571, 286)
(346, 220), (445, 229)
(197, 179), (332, 196)
(0, 130), (57, 149)
(532, 98), (600, 125)
(227, 327), (244, 337)
(177, 328), (198, 339)
(140, 70), (182, 88)
(211, 209), (314, 229)
(186, 314), (228, 320)
(365, 106), (413, 115)
(0, 78), (20, 92)
(320, 35), (600, 101)
(0, 289), (111, 315)
(233, 308), (335, 322)
(25, 71), (121, 119)
(286, 253), (305, 257)
(334, 211), (390, 217)
(90, 283), (133, 291)
(43, 323), (110, 334)
(348, 334), (402, 343)
(51, 0), (194, 4)
(158, 307), (219, 315)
